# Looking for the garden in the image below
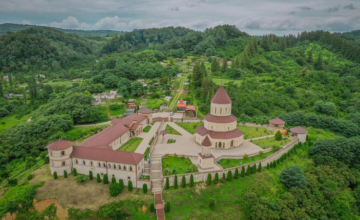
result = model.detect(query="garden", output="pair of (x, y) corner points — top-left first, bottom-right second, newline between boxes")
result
(117, 137), (143, 152)
(175, 122), (203, 134)
(237, 125), (273, 139)
(165, 124), (181, 135)
(251, 137), (292, 149)
(162, 155), (198, 176)
(217, 151), (274, 169)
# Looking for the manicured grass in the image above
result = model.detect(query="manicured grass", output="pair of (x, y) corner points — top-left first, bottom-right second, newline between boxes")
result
(211, 78), (242, 86)
(143, 125), (152, 133)
(165, 124), (182, 135)
(237, 126), (273, 139)
(118, 137), (143, 152)
(144, 147), (150, 161)
(45, 80), (77, 87)
(175, 122), (203, 134)
(62, 125), (108, 142)
(0, 114), (31, 132)
(218, 151), (274, 169)
(162, 156), (198, 176)
(167, 139), (176, 144)
(252, 137), (292, 149)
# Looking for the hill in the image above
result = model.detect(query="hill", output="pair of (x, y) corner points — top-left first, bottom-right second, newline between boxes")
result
(0, 23), (124, 37)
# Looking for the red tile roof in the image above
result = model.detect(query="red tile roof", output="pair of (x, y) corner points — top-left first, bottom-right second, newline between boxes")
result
(211, 86), (232, 104)
(130, 123), (140, 130)
(290, 126), (308, 134)
(123, 114), (147, 122)
(186, 105), (196, 111)
(196, 125), (244, 139)
(138, 108), (153, 114)
(204, 114), (237, 123)
(71, 146), (144, 165)
(269, 118), (285, 125)
(46, 139), (73, 150)
(198, 153), (215, 159)
(201, 136), (212, 147)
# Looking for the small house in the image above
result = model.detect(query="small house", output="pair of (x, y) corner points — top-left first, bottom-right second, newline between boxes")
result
(177, 98), (187, 112)
(290, 127), (308, 143)
(269, 118), (285, 129)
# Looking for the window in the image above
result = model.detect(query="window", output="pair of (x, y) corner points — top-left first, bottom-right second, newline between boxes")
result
(128, 176), (131, 180)
(220, 108), (222, 114)
(62, 161), (65, 166)
(98, 162), (101, 167)
(103, 163), (106, 168)
(219, 142), (222, 148)
(61, 151), (65, 156)
(119, 165), (121, 170)
(223, 142), (225, 148)
(215, 142), (218, 148)
(83, 160), (86, 165)
(225, 108), (227, 114)
(50, 151), (52, 156)
(113, 164), (116, 169)
(124, 166), (127, 170)
(75, 159), (78, 164)
(130, 166), (133, 171)
(90, 161), (93, 166)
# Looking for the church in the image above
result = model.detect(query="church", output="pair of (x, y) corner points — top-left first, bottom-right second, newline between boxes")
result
(195, 86), (244, 149)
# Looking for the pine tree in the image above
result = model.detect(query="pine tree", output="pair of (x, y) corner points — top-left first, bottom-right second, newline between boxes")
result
(165, 202), (170, 212)
(206, 173), (212, 185)
(103, 174), (109, 184)
(227, 171), (233, 181)
(281, 37), (287, 51)
(73, 168), (77, 176)
(181, 176), (186, 188)
(53, 172), (57, 179)
(214, 173), (219, 184)
(241, 167), (245, 177)
(252, 38), (258, 53)
(234, 168), (239, 179)
(267, 163), (270, 169)
(201, 62), (207, 77)
(273, 160), (277, 168)
(89, 171), (93, 180)
(174, 176), (178, 189)
(252, 164), (257, 174)
(221, 173), (226, 183)
(150, 203), (155, 212)
(97, 174), (101, 183)
(165, 177), (170, 189)
(307, 50), (313, 64)
(211, 58), (219, 73)
(64, 170), (67, 178)
(315, 52), (323, 70)
(258, 163), (262, 172)
(119, 179), (124, 190)
(221, 58), (228, 73)
(143, 184), (148, 193)
(0, 79), (3, 98)
(112, 177), (116, 184)
(128, 181), (133, 191)
(246, 165), (251, 176)
(8, 74), (12, 87)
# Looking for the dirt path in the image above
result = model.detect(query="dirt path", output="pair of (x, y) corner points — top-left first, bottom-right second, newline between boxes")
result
(168, 77), (186, 111)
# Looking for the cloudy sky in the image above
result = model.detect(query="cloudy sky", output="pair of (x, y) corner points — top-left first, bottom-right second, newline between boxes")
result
(0, 0), (359, 35)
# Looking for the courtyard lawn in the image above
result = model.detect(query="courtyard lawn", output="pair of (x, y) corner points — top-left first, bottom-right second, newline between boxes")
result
(0, 114), (31, 132)
(144, 147), (150, 161)
(237, 126), (273, 139)
(165, 124), (182, 135)
(218, 151), (274, 169)
(62, 125), (108, 143)
(162, 156), (198, 176)
(118, 137), (143, 152)
(143, 125), (152, 133)
(212, 78), (242, 86)
(175, 122), (203, 134)
(252, 137), (292, 149)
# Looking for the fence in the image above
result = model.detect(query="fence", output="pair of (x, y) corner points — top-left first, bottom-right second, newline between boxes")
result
(216, 148), (273, 161)
(136, 179), (151, 189)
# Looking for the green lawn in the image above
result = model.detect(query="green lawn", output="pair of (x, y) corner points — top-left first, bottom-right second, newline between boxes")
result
(118, 137), (143, 152)
(175, 122), (203, 134)
(162, 156), (198, 176)
(165, 124), (181, 135)
(252, 137), (292, 149)
(211, 78), (242, 86)
(218, 151), (274, 169)
(237, 126), (273, 139)
(44, 80), (77, 87)
(143, 125), (152, 133)
(0, 114), (31, 133)
(62, 125), (108, 142)
(144, 147), (150, 161)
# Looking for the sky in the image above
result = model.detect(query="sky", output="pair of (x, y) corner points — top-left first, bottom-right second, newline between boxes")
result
(0, 0), (359, 35)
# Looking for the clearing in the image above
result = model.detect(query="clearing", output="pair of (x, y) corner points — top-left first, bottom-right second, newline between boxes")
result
(162, 156), (198, 176)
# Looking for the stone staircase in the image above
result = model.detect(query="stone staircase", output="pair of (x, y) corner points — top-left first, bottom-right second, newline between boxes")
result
(143, 162), (150, 176)
(150, 155), (163, 192)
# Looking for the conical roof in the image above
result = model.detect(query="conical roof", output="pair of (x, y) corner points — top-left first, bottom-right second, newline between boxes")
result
(46, 139), (73, 150)
(211, 86), (232, 104)
(201, 136), (212, 147)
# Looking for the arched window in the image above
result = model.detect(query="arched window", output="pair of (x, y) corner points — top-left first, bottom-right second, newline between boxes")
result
(219, 142), (222, 148)
(90, 161), (93, 166)
(61, 151), (65, 156)
(103, 163), (106, 168)
(98, 162), (101, 167)
(119, 165), (121, 170)
(130, 166), (133, 171)
(223, 142), (225, 148)
(124, 166), (127, 170)
(113, 164), (116, 169)
(62, 161), (65, 166)
(83, 160), (86, 165)
(108, 164), (111, 168)
(225, 108), (227, 114)
(231, 140), (234, 147)
(215, 142), (218, 148)
(220, 108), (222, 114)
(75, 159), (78, 164)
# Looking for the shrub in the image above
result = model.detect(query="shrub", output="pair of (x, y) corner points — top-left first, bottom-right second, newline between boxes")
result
(97, 174), (101, 183)
(246, 165), (251, 176)
(103, 174), (109, 184)
(109, 183), (122, 197)
(275, 130), (283, 141)
(189, 174), (194, 187)
(209, 198), (216, 210)
(252, 164), (257, 174)
(119, 179), (124, 191)
(227, 171), (233, 181)
(75, 175), (87, 183)
(181, 176), (186, 188)
(89, 171), (93, 180)
(258, 163), (262, 172)
(150, 203), (155, 212)
(234, 168), (239, 179)
(143, 184), (148, 193)
(128, 181), (133, 191)
(53, 172), (58, 179)
(267, 163), (270, 169)
(174, 176), (178, 189)
(206, 173), (212, 185)
(280, 165), (307, 189)
(64, 170), (68, 178)
(241, 167), (245, 177)
(27, 174), (34, 181)
(165, 202), (170, 212)
(111, 177), (116, 184)
(165, 177), (170, 189)
(73, 168), (77, 176)
(213, 173), (219, 184)
(221, 173), (226, 183)
(7, 178), (18, 186)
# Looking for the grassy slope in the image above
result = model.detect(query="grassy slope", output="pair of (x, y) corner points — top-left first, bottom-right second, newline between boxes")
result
(218, 151), (274, 169)
(0, 114), (31, 132)
(237, 125), (273, 139)
(162, 156), (198, 176)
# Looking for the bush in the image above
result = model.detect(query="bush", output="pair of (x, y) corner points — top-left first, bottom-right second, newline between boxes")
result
(119, 179), (124, 190)
(143, 184), (148, 193)
(150, 203), (155, 212)
(234, 168), (239, 179)
(27, 174), (34, 181)
(190, 174), (194, 187)
(75, 175), (88, 183)
(64, 170), (68, 178)
(103, 174), (109, 184)
(221, 173), (226, 183)
(246, 165), (251, 176)
(165, 177), (170, 189)
(174, 176), (178, 189)
(109, 104), (122, 110)
(209, 198), (216, 210)
(275, 130), (283, 141)
(7, 178), (18, 186)
(206, 173), (212, 185)
(165, 202), (171, 212)
(213, 173), (219, 184)
(128, 181), (133, 191)
(258, 163), (262, 172)
(53, 172), (58, 179)
(181, 176), (186, 188)
(89, 171), (93, 180)
(111, 177), (116, 184)
(97, 174), (101, 183)
(227, 171), (233, 181)
(241, 167), (245, 177)
(280, 165), (307, 189)
(73, 168), (77, 176)
(109, 183), (122, 197)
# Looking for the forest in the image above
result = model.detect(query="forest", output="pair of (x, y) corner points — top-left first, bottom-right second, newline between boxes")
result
(0, 24), (360, 219)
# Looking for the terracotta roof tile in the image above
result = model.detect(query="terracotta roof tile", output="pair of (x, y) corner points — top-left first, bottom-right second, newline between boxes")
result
(201, 136), (212, 147)
(46, 139), (73, 150)
(204, 114), (237, 123)
(196, 125), (244, 139)
(211, 86), (232, 104)
(71, 146), (144, 165)
(269, 118), (285, 125)
(138, 108), (153, 114)
(290, 126), (308, 134)
(124, 114), (147, 122)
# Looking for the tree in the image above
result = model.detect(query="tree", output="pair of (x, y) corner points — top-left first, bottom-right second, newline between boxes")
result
(103, 74), (119, 88)
(221, 173), (226, 183)
(190, 174), (194, 187)
(165, 177), (170, 189)
(280, 165), (307, 189)
(267, 163), (270, 169)
(73, 168), (77, 176)
(111, 177), (116, 184)
(64, 170), (67, 178)
(103, 174), (109, 184)
(0, 80), (3, 98)
(165, 202), (171, 212)
(307, 50), (313, 64)
(53, 172), (57, 179)
(206, 173), (212, 185)
(143, 184), (148, 193)
(209, 198), (216, 210)
(275, 130), (283, 141)
(211, 58), (219, 73)
(128, 181), (133, 191)
(97, 173), (101, 183)
(246, 165), (251, 176)
(213, 173), (219, 184)
(227, 170), (233, 181)
(8, 74), (13, 87)
(119, 179), (124, 190)
(181, 176), (186, 188)
(252, 164), (257, 174)
(89, 171), (93, 180)
(315, 52), (323, 70)
(234, 168), (239, 179)
(109, 183), (122, 197)
(258, 163), (262, 172)
(221, 58), (228, 73)
(150, 203), (155, 212)
(281, 37), (287, 51)
(174, 176), (178, 189)
(241, 167), (245, 177)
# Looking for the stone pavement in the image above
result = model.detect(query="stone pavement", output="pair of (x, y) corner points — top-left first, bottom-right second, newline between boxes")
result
(135, 122), (161, 154)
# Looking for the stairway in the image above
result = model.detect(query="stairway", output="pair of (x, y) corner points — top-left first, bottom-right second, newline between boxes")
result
(143, 162), (150, 176)
(150, 156), (163, 192)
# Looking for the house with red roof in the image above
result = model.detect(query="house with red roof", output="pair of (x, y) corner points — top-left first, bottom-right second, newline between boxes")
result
(290, 126), (308, 143)
(177, 98), (187, 112)
(269, 118), (286, 129)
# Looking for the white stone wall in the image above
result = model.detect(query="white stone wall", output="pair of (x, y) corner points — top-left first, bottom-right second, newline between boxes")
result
(204, 120), (237, 132)
(198, 157), (215, 169)
(210, 103), (232, 116)
(49, 147), (73, 176)
(112, 132), (130, 150)
(196, 134), (244, 149)
(297, 133), (307, 143)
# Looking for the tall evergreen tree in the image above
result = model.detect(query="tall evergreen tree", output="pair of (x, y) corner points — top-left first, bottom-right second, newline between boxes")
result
(221, 173), (226, 183)
(227, 170), (233, 181)
(207, 173), (212, 185)
(221, 58), (228, 73)
(192, 63), (203, 87)
(281, 37), (287, 51)
(0, 79), (3, 98)
(181, 176), (186, 188)
(174, 175), (178, 189)
(200, 62), (207, 77)
(234, 168), (239, 179)
(211, 58), (219, 73)
(189, 174), (194, 187)
(8, 74), (13, 87)
(315, 52), (323, 70)
(214, 173), (219, 184)
(307, 50), (313, 64)
(241, 166), (245, 177)
(258, 163), (262, 172)
(165, 177), (170, 189)
(246, 165), (251, 176)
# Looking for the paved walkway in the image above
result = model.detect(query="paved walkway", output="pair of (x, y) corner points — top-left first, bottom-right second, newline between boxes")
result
(74, 121), (111, 128)
(246, 135), (275, 141)
(135, 122), (161, 154)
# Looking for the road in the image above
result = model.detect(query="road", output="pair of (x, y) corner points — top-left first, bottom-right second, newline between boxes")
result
(168, 77), (186, 111)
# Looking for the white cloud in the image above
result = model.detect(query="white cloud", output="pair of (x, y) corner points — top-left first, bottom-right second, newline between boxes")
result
(94, 16), (126, 30)
(50, 16), (90, 29)
(22, 20), (31, 25)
